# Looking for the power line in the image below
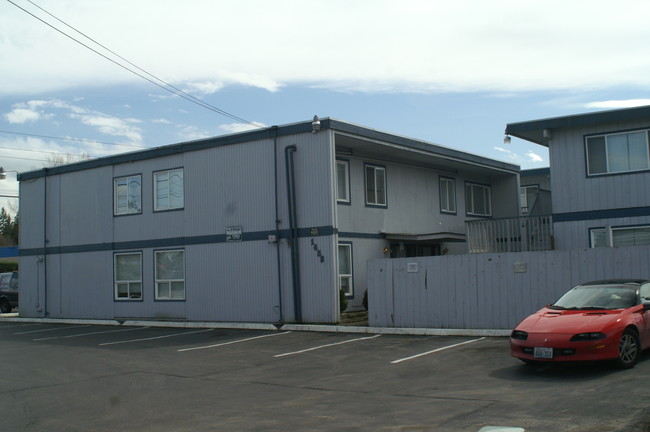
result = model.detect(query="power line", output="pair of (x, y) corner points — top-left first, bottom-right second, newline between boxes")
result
(0, 129), (145, 148)
(7, 0), (261, 127)
(0, 145), (94, 159)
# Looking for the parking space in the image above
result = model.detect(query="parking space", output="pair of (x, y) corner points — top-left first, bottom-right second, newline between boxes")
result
(1, 321), (649, 431)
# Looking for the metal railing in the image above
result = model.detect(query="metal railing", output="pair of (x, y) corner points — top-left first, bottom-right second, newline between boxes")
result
(466, 215), (554, 254)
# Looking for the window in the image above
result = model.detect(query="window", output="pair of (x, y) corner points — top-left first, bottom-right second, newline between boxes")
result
(365, 164), (386, 206)
(114, 252), (142, 300)
(114, 175), (141, 215)
(338, 243), (353, 296)
(591, 226), (650, 248)
(586, 130), (650, 175)
(155, 250), (185, 300)
(520, 185), (539, 215)
(336, 160), (350, 203)
(439, 177), (456, 213)
(465, 183), (491, 216)
(154, 168), (184, 211)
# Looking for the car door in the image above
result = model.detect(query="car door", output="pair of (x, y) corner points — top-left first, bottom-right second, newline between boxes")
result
(640, 283), (650, 346)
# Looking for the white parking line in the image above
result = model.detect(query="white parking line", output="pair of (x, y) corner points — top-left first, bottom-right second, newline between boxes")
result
(99, 329), (213, 346)
(14, 325), (92, 335)
(33, 326), (149, 341)
(274, 334), (381, 358)
(390, 337), (486, 364)
(178, 331), (292, 352)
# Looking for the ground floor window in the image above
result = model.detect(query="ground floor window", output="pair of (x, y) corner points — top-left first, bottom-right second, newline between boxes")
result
(338, 243), (353, 296)
(590, 225), (650, 247)
(114, 252), (142, 300)
(155, 249), (185, 300)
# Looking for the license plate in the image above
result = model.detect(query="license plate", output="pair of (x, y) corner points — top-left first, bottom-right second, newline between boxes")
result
(534, 347), (553, 359)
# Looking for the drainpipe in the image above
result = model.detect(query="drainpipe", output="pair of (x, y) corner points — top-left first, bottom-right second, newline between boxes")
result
(272, 127), (283, 324)
(284, 145), (302, 323)
(42, 169), (48, 317)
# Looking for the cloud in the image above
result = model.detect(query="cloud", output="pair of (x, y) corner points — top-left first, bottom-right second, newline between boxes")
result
(218, 122), (267, 134)
(3, 0), (650, 96)
(494, 146), (545, 165)
(585, 99), (650, 109)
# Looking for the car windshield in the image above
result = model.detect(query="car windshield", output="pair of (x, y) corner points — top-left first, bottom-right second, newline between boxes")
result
(550, 284), (638, 310)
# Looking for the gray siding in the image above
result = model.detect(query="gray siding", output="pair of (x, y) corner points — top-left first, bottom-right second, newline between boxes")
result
(19, 129), (339, 323)
(368, 246), (650, 329)
(549, 119), (650, 214)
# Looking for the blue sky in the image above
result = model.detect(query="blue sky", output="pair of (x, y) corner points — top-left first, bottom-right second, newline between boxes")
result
(2, 0), (650, 212)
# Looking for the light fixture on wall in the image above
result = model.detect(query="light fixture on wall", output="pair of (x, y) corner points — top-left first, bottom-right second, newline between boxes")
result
(0, 167), (18, 180)
(503, 134), (511, 145)
(312, 115), (321, 134)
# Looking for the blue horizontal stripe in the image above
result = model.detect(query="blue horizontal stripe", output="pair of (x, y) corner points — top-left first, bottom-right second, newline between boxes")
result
(553, 206), (650, 223)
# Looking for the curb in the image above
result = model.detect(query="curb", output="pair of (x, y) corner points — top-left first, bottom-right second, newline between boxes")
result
(0, 315), (510, 337)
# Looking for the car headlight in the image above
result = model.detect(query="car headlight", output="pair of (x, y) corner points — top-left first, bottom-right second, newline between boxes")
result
(570, 332), (606, 342)
(510, 330), (528, 340)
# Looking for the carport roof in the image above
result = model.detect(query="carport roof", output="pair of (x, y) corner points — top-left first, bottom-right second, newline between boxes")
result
(505, 105), (650, 146)
(19, 117), (519, 181)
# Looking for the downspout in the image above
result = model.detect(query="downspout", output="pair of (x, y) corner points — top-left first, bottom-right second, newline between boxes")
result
(284, 145), (302, 323)
(272, 126), (283, 324)
(42, 168), (48, 317)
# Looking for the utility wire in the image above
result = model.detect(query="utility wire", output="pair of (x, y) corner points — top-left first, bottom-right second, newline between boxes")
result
(7, 0), (260, 126)
(0, 145), (95, 159)
(0, 129), (145, 148)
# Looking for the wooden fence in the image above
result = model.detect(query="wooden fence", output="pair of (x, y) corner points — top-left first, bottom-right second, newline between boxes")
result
(367, 246), (650, 329)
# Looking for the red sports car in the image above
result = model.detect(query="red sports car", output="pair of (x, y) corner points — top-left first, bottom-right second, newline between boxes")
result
(510, 279), (650, 368)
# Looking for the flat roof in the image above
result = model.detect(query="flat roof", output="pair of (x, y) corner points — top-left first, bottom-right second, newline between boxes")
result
(505, 105), (650, 146)
(19, 117), (518, 181)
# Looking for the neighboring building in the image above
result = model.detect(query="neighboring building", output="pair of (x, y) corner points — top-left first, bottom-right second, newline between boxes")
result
(520, 168), (551, 216)
(18, 117), (519, 323)
(506, 105), (650, 250)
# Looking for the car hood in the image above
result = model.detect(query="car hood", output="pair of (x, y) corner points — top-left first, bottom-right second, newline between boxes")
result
(516, 308), (624, 334)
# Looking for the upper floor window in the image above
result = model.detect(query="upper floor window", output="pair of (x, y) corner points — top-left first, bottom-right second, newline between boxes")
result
(586, 130), (650, 175)
(365, 164), (386, 207)
(439, 177), (456, 214)
(465, 183), (491, 217)
(154, 168), (184, 211)
(114, 175), (141, 215)
(336, 160), (350, 203)
(590, 225), (650, 248)
(520, 185), (539, 215)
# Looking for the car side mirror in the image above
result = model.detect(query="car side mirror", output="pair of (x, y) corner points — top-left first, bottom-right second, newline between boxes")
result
(644, 303), (650, 311)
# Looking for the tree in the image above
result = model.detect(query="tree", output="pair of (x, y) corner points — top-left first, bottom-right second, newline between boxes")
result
(0, 207), (18, 246)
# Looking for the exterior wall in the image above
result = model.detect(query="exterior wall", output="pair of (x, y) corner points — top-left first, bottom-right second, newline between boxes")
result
(335, 156), (519, 310)
(548, 118), (650, 249)
(368, 245), (650, 329)
(19, 129), (339, 323)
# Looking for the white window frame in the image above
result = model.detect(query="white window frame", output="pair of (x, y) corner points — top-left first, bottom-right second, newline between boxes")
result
(439, 177), (456, 214)
(154, 168), (184, 211)
(336, 160), (350, 204)
(590, 225), (650, 248)
(365, 164), (386, 207)
(114, 252), (142, 300)
(338, 243), (353, 297)
(465, 182), (491, 217)
(155, 249), (186, 300)
(114, 175), (142, 215)
(520, 185), (539, 215)
(586, 129), (650, 176)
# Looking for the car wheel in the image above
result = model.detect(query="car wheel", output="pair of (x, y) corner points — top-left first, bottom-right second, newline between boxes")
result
(616, 329), (640, 369)
(0, 299), (11, 313)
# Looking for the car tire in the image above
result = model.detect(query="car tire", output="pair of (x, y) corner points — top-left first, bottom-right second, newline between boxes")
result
(616, 328), (640, 369)
(0, 299), (11, 313)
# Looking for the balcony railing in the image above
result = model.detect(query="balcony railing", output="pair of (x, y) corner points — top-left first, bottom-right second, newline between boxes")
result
(466, 215), (554, 254)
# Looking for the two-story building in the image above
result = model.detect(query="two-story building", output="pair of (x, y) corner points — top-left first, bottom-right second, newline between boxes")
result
(506, 105), (650, 250)
(18, 117), (519, 323)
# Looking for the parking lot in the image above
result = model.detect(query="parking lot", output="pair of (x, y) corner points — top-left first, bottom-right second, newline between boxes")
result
(1, 320), (649, 432)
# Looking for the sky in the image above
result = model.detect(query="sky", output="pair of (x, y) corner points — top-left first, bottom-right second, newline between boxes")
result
(2, 0), (650, 213)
